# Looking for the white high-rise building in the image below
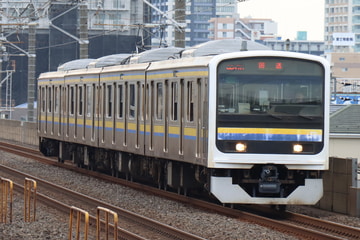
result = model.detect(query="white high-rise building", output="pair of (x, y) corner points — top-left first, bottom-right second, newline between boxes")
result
(324, 0), (360, 52)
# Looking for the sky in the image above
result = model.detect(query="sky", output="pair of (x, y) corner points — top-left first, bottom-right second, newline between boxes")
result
(238, 0), (325, 41)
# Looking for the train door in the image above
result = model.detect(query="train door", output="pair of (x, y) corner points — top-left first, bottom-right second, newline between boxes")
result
(100, 82), (115, 149)
(38, 85), (47, 136)
(183, 78), (202, 162)
(75, 83), (85, 144)
(53, 85), (61, 138)
(99, 82), (105, 146)
(144, 81), (154, 156)
(67, 83), (77, 143)
(149, 80), (166, 157)
(125, 81), (144, 154)
(63, 84), (70, 142)
(167, 80), (182, 160)
(84, 83), (98, 147)
(45, 85), (53, 136)
(138, 82), (146, 154)
(114, 82), (125, 151)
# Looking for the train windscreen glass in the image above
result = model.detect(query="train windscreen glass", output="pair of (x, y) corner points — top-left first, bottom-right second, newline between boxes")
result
(216, 57), (325, 154)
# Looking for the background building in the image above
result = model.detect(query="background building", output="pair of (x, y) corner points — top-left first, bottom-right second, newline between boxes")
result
(262, 39), (324, 56)
(325, 52), (360, 104)
(0, 0), (145, 111)
(208, 17), (278, 41)
(324, 0), (360, 52)
(150, 0), (238, 47)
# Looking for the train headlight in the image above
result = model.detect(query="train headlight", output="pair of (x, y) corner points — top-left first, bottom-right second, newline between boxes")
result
(293, 144), (303, 153)
(235, 142), (247, 152)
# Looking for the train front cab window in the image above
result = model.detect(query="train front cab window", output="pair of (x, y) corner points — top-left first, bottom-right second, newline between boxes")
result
(216, 57), (325, 154)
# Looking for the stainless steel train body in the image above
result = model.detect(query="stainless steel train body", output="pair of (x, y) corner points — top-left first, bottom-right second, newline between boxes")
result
(38, 47), (330, 205)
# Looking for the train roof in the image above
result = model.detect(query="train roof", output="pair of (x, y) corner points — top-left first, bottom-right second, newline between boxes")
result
(181, 39), (270, 58)
(87, 54), (131, 68)
(128, 47), (184, 64)
(57, 59), (95, 71)
(52, 40), (270, 72)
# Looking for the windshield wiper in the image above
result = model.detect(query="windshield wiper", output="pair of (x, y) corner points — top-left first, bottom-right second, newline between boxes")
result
(268, 113), (283, 120)
(298, 114), (314, 120)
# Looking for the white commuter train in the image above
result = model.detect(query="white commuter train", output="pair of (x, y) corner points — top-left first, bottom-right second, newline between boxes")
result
(38, 39), (330, 205)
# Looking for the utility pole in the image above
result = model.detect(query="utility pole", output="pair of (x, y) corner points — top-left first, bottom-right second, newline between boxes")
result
(142, 0), (186, 47)
(79, 2), (89, 59)
(27, 23), (36, 122)
(174, 0), (185, 48)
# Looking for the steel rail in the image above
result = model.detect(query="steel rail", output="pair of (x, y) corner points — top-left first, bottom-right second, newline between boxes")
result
(0, 141), (359, 239)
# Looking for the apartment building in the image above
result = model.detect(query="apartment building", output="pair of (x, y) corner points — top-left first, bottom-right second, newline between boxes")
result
(324, 0), (360, 52)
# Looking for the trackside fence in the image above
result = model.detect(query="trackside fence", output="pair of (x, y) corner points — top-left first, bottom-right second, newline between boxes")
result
(68, 206), (89, 240)
(0, 119), (37, 146)
(24, 178), (37, 222)
(97, 207), (119, 240)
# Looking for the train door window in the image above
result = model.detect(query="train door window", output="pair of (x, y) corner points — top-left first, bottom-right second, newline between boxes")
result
(70, 86), (75, 115)
(129, 83), (135, 118)
(171, 82), (178, 121)
(41, 87), (45, 112)
(107, 84), (113, 118)
(112, 83), (116, 144)
(101, 83), (106, 142)
(58, 86), (62, 135)
(66, 86), (70, 137)
(149, 81), (154, 150)
(91, 84), (96, 141)
(140, 82), (145, 121)
(196, 78), (202, 157)
(79, 85), (83, 116)
(145, 84), (150, 121)
(55, 87), (60, 113)
(47, 87), (52, 113)
(86, 85), (92, 117)
(156, 82), (163, 120)
(164, 80), (169, 151)
(187, 81), (194, 122)
(117, 84), (123, 118)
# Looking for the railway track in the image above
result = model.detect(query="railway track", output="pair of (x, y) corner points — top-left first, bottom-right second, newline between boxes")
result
(0, 140), (360, 239)
(0, 163), (205, 240)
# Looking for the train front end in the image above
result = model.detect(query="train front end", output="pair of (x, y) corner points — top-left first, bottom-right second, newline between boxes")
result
(207, 51), (330, 205)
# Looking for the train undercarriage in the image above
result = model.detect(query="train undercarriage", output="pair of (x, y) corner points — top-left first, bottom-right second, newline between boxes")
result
(39, 137), (323, 204)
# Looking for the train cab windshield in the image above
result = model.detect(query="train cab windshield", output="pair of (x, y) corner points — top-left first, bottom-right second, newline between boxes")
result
(216, 56), (325, 154)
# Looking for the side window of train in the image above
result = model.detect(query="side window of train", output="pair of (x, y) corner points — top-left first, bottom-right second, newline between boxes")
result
(171, 81), (178, 121)
(107, 84), (112, 118)
(129, 83), (135, 118)
(187, 81), (194, 122)
(78, 85), (83, 116)
(70, 86), (75, 115)
(54, 86), (60, 113)
(86, 85), (92, 117)
(47, 86), (52, 113)
(41, 87), (46, 113)
(156, 82), (163, 120)
(117, 84), (123, 119)
(140, 82), (145, 121)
